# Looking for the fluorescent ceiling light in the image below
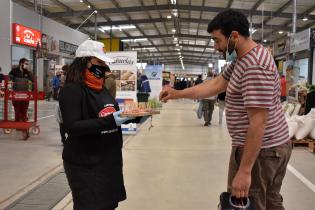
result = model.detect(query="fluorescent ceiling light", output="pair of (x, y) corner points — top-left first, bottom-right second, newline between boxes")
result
(121, 39), (133, 42)
(121, 38), (148, 42)
(208, 63), (213, 68)
(181, 59), (184, 70)
(80, 0), (83, 2)
(172, 29), (176, 33)
(94, 10), (98, 14)
(167, 15), (172, 19)
(263, 39), (267, 43)
(174, 37), (178, 41)
(176, 48), (180, 51)
(172, 9), (178, 17)
(134, 38), (148, 42)
(142, 47), (156, 50)
(176, 43), (179, 46)
(278, 31), (283, 34)
(170, 0), (176, 4)
(303, 17), (308, 21)
(99, 25), (136, 32)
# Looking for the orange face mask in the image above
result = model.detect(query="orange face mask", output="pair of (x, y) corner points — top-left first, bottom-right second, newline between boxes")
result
(84, 69), (104, 91)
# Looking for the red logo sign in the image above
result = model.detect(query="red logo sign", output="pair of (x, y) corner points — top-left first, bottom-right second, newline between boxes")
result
(99, 106), (116, 118)
(12, 23), (42, 48)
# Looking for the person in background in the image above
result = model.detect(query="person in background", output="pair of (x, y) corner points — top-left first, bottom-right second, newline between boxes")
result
(162, 78), (171, 88)
(160, 9), (291, 210)
(217, 91), (226, 125)
(55, 65), (69, 145)
(201, 71), (216, 126)
(280, 74), (287, 102)
(52, 71), (61, 100)
(137, 73), (151, 102)
(60, 65), (69, 89)
(104, 64), (116, 98)
(45, 70), (54, 101)
(9, 58), (33, 139)
(59, 40), (132, 210)
(194, 75), (203, 86)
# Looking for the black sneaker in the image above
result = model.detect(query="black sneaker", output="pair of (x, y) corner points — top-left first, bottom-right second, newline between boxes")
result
(204, 122), (210, 126)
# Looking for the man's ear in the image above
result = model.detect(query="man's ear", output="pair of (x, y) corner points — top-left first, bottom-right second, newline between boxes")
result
(230, 31), (239, 40)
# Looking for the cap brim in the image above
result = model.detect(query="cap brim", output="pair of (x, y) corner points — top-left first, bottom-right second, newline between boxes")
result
(95, 54), (114, 63)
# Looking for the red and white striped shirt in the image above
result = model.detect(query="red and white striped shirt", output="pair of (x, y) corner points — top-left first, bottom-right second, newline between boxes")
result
(222, 45), (289, 148)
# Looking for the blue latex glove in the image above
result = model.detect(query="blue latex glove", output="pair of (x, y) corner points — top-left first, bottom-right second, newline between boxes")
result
(113, 111), (134, 126)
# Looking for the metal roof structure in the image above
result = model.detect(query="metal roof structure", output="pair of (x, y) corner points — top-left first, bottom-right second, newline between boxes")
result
(14, 0), (315, 67)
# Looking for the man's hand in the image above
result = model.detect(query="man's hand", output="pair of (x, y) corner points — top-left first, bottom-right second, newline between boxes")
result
(159, 87), (180, 103)
(231, 170), (251, 198)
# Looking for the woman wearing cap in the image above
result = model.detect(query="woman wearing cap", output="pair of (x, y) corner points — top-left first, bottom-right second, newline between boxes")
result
(59, 40), (131, 210)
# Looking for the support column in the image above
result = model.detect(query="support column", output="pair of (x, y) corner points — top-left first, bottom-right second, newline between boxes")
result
(292, 0), (297, 34)
(94, 12), (97, 41)
(0, 0), (12, 74)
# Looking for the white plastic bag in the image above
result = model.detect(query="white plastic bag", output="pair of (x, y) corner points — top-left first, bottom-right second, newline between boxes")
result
(287, 116), (303, 139)
(295, 117), (315, 140)
(197, 101), (203, 119)
(309, 127), (315, 140)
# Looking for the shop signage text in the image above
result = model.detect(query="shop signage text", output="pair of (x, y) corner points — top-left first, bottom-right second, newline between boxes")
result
(290, 28), (310, 53)
(59, 40), (78, 55)
(12, 23), (42, 48)
(111, 56), (134, 65)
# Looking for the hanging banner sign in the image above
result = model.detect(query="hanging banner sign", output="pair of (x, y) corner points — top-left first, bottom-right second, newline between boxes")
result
(290, 28), (310, 53)
(107, 51), (137, 101)
(12, 23), (42, 48)
(144, 65), (163, 100)
(274, 37), (290, 56)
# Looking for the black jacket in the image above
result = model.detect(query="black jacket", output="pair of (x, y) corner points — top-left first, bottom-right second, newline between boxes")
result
(9, 67), (32, 81)
(217, 92), (226, 101)
(59, 83), (126, 206)
(59, 83), (123, 166)
(9, 67), (33, 91)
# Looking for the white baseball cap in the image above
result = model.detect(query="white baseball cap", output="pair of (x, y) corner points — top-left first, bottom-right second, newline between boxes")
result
(75, 40), (113, 63)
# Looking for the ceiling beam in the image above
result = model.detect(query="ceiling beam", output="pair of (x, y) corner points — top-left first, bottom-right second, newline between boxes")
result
(265, 3), (315, 41)
(251, 0), (265, 12)
(138, 49), (223, 57)
(131, 44), (214, 49)
(109, 0), (161, 54)
(49, 0), (71, 12)
(71, 17), (302, 32)
(47, 4), (315, 21)
(226, 0), (234, 8)
(154, 60), (208, 66)
(139, 54), (213, 59)
(114, 33), (211, 40)
(264, 0), (292, 25)
(12, 0), (94, 37)
(142, 59), (208, 65)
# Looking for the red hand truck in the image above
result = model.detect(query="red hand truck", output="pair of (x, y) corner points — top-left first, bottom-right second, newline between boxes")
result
(0, 75), (40, 140)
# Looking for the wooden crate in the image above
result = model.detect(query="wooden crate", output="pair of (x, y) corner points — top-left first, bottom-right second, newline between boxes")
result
(292, 139), (312, 147)
(292, 139), (315, 153)
(308, 142), (315, 153)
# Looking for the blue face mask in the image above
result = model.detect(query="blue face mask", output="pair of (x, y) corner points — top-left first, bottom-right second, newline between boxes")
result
(225, 36), (237, 62)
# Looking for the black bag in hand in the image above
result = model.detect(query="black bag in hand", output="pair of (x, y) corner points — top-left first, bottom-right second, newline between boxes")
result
(218, 192), (256, 210)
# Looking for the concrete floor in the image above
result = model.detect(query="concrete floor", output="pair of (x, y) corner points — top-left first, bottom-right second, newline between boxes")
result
(0, 100), (315, 210)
